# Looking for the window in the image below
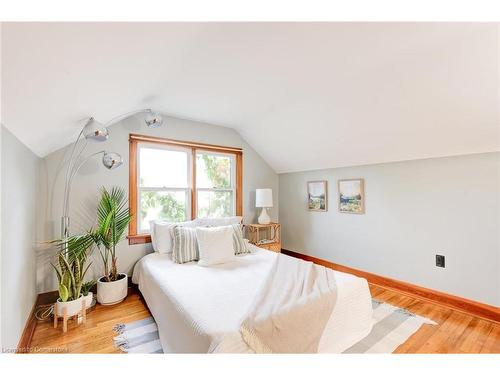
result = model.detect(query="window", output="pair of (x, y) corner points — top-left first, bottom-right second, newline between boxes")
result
(128, 134), (242, 244)
(138, 144), (191, 232)
(196, 151), (236, 219)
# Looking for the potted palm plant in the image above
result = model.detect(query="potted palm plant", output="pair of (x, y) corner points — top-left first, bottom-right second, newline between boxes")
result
(94, 187), (132, 305)
(52, 233), (95, 327)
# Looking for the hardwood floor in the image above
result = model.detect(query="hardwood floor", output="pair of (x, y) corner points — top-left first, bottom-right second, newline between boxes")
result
(28, 285), (499, 354)
(370, 284), (500, 353)
(30, 291), (150, 354)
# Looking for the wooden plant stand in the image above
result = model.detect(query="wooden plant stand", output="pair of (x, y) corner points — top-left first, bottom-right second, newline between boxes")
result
(53, 299), (87, 333)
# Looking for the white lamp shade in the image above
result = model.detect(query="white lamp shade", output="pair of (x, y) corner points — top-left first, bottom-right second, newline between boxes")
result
(256, 188), (273, 208)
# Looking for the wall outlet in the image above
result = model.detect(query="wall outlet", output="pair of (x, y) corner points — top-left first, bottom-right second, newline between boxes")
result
(435, 254), (445, 268)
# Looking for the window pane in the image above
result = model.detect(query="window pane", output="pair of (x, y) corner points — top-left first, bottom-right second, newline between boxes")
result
(140, 147), (188, 188)
(196, 153), (232, 188)
(197, 190), (234, 218)
(140, 190), (187, 231)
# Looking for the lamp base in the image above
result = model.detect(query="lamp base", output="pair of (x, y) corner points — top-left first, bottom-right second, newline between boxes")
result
(258, 207), (271, 224)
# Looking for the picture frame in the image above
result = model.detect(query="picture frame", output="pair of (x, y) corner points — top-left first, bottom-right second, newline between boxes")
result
(338, 178), (365, 214)
(307, 180), (328, 211)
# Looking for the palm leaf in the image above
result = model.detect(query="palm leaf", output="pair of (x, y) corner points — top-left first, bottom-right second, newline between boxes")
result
(81, 261), (93, 280)
(95, 186), (132, 280)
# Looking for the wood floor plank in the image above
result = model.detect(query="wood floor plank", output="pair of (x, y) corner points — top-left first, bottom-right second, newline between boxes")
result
(457, 318), (494, 353)
(394, 302), (449, 353)
(415, 311), (474, 353)
(480, 324), (500, 353)
(27, 285), (499, 354)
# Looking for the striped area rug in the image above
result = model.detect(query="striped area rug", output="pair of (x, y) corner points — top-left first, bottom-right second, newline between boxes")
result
(113, 317), (163, 353)
(343, 299), (436, 353)
(113, 299), (436, 354)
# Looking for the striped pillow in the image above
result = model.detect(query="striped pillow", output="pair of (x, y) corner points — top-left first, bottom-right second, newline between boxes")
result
(171, 225), (199, 264)
(232, 224), (250, 255)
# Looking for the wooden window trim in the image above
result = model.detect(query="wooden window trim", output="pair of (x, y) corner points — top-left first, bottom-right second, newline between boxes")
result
(127, 133), (243, 245)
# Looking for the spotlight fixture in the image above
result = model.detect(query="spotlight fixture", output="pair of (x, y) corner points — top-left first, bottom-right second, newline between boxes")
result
(102, 151), (123, 170)
(83, 117), (109, 141)
(144, 110), (164, 128)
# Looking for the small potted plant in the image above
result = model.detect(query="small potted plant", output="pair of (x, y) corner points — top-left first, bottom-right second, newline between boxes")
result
(94, 187), (132, 305)
(81, 280), (97, 308)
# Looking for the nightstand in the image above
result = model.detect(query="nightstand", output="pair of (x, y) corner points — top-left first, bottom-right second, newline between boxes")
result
(245, 223), (281, 253)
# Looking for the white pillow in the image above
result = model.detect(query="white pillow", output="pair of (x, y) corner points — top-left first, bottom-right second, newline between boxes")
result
(150, 220), (196, 254)
(196, 226), (235, 266)
(194, 216), (242, 227)
(149, 220), (159, 250)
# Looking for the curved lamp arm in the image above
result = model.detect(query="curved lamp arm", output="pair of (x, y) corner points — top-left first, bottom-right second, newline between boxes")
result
(62, 127), (86, 218)
(61, 108), (156, 239)
(104, 109), (152, 127)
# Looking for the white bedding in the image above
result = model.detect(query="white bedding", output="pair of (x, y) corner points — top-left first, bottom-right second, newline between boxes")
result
(132, 246), (373, 353)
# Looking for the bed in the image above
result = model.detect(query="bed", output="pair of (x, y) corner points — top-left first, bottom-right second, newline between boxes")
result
(132, 244), (373, 353)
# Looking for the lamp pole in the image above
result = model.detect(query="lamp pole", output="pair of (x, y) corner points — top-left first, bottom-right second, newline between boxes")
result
(61, 150), (107, 238)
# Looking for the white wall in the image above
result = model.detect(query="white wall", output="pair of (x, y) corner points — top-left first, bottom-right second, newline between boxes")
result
(1, 126), (40, 350)
(0, 21), (4, 350)
(279, 152), (500, 306)
(37, 115), (279, 293)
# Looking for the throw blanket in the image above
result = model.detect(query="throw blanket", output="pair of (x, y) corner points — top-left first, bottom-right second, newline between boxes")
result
(240, 253), (338, 353)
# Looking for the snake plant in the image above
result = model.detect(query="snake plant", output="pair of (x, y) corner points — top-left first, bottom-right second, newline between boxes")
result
(52, 233), (95, 302)
(81, 280), (97, 296)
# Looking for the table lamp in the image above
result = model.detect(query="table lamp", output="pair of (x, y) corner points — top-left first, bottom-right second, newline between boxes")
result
(256, 188), (273, 224)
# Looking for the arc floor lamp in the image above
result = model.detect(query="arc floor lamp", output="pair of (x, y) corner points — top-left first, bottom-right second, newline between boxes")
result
(61, 108), (163, 239)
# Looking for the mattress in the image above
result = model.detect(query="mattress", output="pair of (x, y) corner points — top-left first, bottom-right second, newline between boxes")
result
(132, 246), (373, 353)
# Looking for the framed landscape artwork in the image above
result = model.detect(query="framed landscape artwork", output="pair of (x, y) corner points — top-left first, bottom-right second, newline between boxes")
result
(307, 181), (327, 211)
(338, 179), (365, 214)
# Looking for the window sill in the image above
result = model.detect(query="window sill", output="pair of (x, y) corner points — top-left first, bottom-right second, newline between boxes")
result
(127, 234), (151, 245)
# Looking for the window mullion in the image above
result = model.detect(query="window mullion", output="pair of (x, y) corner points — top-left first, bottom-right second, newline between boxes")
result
(191, 147), (196, 220)
(140, 187), (190, 192)
(196, 188), (235, 192)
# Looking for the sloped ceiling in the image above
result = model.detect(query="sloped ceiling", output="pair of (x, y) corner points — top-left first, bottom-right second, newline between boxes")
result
(1, 22), (498, 172)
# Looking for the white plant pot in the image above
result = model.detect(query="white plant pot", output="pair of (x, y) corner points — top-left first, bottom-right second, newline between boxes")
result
(97, 273), (128, 305)
(82, 292), (93, 309)
(56, 295), (84, 317)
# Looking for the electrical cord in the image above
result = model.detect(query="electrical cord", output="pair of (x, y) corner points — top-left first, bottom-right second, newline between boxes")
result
(35, 304), (54, 321)
(34, 296), (97, 321)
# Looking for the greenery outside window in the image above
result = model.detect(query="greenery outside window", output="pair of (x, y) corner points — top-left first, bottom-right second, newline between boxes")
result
(196, 151), (236, 219)
(138, 144), (191, 232)
(128, 134), (243, 244)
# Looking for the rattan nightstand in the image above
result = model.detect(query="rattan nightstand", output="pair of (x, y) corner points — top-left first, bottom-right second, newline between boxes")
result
(245, 223), (281, 252)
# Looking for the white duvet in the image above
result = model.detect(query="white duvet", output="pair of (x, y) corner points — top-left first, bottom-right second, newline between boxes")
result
(132, 246), (373, 353)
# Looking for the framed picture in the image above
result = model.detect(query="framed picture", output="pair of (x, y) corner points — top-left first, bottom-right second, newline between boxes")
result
(338, 179), (365, 214)
(307, 181), (328, 211)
